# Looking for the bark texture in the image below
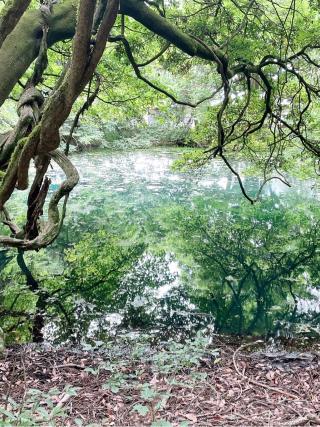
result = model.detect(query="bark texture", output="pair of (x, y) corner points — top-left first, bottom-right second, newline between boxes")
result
(0, 0), (31, 49)
(0, 0), (119, 250)
(0, 0), (224, 107)
(0, 0), (77, 106)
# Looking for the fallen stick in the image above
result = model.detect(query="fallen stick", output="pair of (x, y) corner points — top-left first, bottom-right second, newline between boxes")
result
(287, 413), (320, 426)
(232, 341), (301, 400)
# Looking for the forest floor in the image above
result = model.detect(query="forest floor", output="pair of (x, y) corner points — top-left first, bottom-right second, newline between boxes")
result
(1, 335), (320, 426)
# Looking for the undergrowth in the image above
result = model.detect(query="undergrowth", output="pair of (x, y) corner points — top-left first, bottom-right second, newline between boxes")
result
(0, 331), (219, 426)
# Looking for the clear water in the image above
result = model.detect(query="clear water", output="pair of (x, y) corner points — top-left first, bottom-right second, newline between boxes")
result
(3, 147), (320, 340)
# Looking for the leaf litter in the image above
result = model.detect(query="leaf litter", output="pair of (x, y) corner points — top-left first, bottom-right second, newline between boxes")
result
(1, 335), (320, 426)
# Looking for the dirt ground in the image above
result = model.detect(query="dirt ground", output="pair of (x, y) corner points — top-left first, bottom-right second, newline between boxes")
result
(1, 337), (320, 426)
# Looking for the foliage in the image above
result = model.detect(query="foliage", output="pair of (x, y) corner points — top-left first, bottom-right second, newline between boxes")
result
(0, 332), (219, 426)
(150, 331), (219, 374)
(2, 0), (320, 220)
(155, 196), (320, 335)
(85, 330), (219, 377)
(0, 384), (79, 427)
(0, 229), (145, 344)
(2, 148), (320, 343)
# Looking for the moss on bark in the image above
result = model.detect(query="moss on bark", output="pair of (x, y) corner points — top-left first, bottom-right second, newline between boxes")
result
(0, 0), (31, 48)
(0, 1), (77, 106)
(0, 0), (224, 108)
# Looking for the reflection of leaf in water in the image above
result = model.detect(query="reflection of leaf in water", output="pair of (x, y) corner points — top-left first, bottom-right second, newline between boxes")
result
(2, 149), (320, 343)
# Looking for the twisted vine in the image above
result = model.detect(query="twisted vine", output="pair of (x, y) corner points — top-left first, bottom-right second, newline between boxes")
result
(0, 0), (119, 250)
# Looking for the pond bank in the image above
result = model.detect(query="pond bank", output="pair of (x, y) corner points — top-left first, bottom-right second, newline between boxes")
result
(1, 336), (320, 426)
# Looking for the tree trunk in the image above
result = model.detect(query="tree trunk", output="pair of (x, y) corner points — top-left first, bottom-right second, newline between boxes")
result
(0, 1), (76, 106)
(0, 0), (31, 49)
(0, 0), (221, 108)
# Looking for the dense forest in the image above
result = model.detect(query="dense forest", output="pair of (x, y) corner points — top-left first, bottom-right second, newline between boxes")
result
(0, 0), (320, 425)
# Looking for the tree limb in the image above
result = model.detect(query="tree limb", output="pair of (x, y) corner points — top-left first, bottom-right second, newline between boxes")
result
(0, 0), (228, 108)
(0, 0), (31, 49)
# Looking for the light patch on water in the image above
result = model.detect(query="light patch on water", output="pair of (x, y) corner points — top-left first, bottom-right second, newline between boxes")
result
(298, 288), (320, 314)
(217, 177), (228, 190)
(168, 260), (180, 275)
(132, 295), (147, 308)
(3, 147), (320, 342)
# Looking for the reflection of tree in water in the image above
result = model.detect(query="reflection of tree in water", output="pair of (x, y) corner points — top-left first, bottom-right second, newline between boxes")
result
(2, 193), (320, 343)
(163, 198), (320, 336)
(109, 253), (211, 341)
(58, 197), (320, 339)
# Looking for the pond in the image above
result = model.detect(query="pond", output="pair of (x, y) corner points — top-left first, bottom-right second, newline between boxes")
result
(2, 147), (320, 342)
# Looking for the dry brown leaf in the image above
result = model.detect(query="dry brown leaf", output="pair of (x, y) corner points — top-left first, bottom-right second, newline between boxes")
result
(185, 413), (198, 423)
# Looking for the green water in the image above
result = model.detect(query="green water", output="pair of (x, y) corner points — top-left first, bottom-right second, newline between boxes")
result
(3, 148), (320, 340)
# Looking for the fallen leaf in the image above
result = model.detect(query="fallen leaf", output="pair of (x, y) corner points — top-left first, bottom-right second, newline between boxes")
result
(185, 413), (197, 423)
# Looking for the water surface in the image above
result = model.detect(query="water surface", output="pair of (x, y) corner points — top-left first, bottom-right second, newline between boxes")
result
(3, 148), (320, 340)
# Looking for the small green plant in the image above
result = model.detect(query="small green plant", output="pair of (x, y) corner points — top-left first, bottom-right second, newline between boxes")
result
(0, 385), (78, 427)
(151, 420), (173, 427)
(131, 383), (171, 419)
(132, 403), (149, 416)
(152, 331), (219, 374)
(101, 372), (127, 394)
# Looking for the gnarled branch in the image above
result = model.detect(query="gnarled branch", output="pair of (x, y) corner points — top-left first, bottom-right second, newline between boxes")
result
(0, 150), (79, 250)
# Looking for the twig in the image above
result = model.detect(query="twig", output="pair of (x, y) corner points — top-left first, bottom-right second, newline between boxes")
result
(232, 340), (301, 400)
(287, 413), (320, 426)
(54, 363), (86, 370)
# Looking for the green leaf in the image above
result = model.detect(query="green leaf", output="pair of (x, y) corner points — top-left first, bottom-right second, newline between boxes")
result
(132, 404), (149, 416)
(140, 386), (157, 400)
(36, 407), (50, 419)
(151, 420), (173, 427)
(110, 385), (120, 394)
(0, 407), (16, 420)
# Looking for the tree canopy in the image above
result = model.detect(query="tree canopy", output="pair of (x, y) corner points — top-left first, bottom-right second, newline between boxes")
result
(0, 0), (319, 249)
